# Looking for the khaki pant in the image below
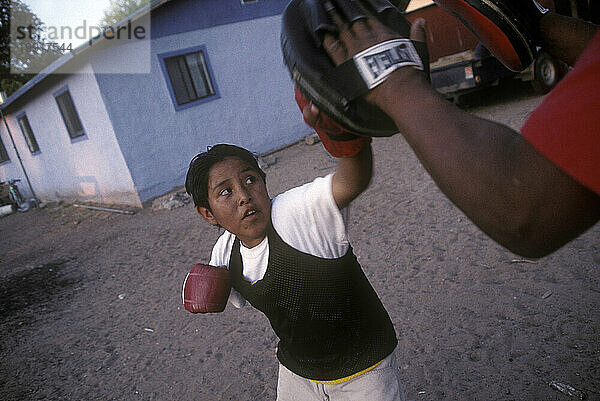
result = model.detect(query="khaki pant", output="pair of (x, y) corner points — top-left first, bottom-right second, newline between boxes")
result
(276, 350), (406, 401)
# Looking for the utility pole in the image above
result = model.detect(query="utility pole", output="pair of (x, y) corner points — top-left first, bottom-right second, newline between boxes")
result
(0, 91), (39, 204)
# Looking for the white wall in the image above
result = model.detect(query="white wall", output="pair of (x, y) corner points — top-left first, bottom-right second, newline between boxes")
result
(0, 64), (141, 207)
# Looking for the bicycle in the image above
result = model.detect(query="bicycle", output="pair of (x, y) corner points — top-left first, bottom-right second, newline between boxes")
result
(0, 179), (30, 212)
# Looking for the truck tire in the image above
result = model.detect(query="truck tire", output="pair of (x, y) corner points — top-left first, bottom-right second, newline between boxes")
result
(531, 52), (559, 94)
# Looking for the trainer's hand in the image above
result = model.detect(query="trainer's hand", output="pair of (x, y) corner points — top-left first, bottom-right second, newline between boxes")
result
(322, 0), (428, 105)
(303, 18), (426, 123)
(322, 3), (400, 65)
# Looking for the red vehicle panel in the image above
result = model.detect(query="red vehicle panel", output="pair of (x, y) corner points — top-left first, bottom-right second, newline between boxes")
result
(404, 1), (556, 63)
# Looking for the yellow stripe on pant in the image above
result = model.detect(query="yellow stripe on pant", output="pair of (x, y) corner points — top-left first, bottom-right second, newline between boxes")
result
(309, 360), (383, 385)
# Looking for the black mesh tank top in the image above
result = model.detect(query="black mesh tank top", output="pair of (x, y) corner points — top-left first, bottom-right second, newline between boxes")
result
(229, 224), (397, 381)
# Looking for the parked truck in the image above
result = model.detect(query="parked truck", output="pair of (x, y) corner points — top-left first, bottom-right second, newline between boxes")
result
(404, 0), (567, 103)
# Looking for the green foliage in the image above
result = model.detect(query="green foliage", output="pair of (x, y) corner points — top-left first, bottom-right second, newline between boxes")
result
(100, 0), (152, 28)
(0, 0), (153, 99)
(0, 0), (62, 97)
(1, 76), (22, 95)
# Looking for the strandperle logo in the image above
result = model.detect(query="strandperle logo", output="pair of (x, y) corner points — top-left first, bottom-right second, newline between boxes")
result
(10, 11), (151, 75)
(15, 19), (147, 49)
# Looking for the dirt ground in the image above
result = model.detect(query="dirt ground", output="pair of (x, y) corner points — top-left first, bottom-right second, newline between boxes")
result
(1, 82), (599, 401)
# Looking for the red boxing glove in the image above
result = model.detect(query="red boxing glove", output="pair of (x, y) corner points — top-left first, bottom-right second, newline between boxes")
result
(182, 263), (232, 313)
(294, 86), (371, 158)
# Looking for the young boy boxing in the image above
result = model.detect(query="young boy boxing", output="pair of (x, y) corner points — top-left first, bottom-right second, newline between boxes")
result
(183, 137), (405, 400)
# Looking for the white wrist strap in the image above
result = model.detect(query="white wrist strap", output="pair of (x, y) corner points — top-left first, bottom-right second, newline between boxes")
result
(353, 39), (424, 89)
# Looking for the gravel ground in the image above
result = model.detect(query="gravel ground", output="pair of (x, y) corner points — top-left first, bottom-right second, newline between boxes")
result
(1, 81), (598, 401)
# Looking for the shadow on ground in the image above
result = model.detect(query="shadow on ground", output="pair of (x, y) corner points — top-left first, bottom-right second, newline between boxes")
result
(0, 259), (77, 323)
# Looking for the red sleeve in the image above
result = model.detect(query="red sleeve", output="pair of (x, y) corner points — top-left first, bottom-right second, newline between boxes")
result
(521, 31), (600, 195)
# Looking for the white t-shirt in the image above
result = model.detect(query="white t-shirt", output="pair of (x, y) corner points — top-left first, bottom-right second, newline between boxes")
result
(208, 173), (349, 308)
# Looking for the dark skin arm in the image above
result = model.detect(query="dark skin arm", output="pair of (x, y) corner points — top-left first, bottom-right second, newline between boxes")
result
(309, 14), (600, 258)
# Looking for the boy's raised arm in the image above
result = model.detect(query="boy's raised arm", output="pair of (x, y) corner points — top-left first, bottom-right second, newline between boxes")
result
(331, 145), (372, 210)
(296, 90), (373, 210)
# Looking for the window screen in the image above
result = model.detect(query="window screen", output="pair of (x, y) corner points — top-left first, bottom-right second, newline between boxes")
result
(164, 50), (216, 106)
(55, 90), (85, 139)
(17, 114), (40, 153)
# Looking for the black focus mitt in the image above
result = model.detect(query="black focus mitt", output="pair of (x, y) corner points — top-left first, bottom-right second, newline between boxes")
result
(281, 0), (429, 137)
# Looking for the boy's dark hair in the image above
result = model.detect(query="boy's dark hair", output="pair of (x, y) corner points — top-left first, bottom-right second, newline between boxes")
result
(185, 144), (267, 210)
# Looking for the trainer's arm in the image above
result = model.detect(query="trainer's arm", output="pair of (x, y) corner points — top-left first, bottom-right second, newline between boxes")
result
(323, 17), (600, 257)
(375, 69), (600, 257)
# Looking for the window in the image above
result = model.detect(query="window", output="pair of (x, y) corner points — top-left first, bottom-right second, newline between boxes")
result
(55, 89), (85, 139)
(0, 136), (8, 163)
(160, 46), (219, 110)
(17, 113), (40, 154)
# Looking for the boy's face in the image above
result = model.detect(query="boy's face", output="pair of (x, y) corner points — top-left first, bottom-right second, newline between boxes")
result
(197, 157), (271, 248)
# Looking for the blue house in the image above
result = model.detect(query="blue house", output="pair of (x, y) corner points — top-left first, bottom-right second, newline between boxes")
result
(0, 0), (308, 208)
